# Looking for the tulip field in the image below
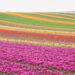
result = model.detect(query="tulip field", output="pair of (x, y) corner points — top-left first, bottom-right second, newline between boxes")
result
(0, 12), (75, 75)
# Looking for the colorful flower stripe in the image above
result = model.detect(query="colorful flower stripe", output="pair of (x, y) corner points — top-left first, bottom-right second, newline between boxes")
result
(0, 12), (75, 75)
(2, 12), (75, 24)
(0, 37), (75, 48)
(0, 29), (75, 42)
(1, 13), (75, 29)
(0, 25), (75, 36)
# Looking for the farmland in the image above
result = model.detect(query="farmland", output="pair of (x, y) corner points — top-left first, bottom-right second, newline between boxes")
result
(0, 12), (75, 75)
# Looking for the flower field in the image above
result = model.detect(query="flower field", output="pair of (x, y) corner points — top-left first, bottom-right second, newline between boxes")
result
(0, 12), (75, 75)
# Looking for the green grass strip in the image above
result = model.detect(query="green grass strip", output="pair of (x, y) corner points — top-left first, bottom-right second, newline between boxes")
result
(0, 13), (75, 29)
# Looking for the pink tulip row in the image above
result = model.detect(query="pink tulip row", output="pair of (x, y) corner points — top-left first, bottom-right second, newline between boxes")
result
(0, 59), (39, 75)
(0, 59), (74, 75)
(0, 41), (75, 75)
(0, 59), (65, 75)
